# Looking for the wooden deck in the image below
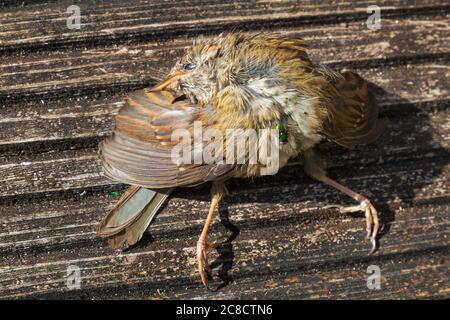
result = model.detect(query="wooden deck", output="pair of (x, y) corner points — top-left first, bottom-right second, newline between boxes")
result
(0, 0), (449, 299)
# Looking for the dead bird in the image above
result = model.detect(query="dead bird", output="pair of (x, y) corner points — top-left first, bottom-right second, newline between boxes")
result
(97, 32), (385, 290)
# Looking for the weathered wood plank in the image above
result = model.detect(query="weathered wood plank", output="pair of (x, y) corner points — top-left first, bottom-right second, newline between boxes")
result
(0, 15), (448, 99)
(1, 155), (448, 252)
(0, 0), (448, 52)
(1, 96), (448, 198)
(1, 61), (448, 157)
(0, 13), (448, 153)
(0, 0), (448, 300)
(0, 187), (448, 298)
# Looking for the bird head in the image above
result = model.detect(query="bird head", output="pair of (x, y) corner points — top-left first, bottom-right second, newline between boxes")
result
(150, 32), (309, 116)
(150, 38), (226, 105)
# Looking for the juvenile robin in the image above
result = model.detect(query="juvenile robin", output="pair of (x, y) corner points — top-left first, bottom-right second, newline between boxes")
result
(97, 32), (385, 289)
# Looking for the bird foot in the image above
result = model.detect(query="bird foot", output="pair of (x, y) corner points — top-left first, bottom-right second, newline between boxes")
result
(339, 199), (380, 254)
(197, 238), (218, 290)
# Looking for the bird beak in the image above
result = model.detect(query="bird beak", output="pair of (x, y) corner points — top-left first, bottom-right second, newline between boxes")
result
(148, 71), (185, 92)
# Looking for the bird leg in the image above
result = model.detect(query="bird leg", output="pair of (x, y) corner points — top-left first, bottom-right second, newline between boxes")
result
(197, 181), (226, 290)
(303, 149), (380, 254)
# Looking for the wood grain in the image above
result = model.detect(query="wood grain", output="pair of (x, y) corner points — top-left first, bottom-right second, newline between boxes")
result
(0, 0), (448, 52)
(0, 15), (448, 99)
(0, 0), (448, 299)
(0, 175), (448, 298)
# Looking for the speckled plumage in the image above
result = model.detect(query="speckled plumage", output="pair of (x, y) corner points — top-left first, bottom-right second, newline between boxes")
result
(166, 33), (383, 177)
(98, 32), (385, 289)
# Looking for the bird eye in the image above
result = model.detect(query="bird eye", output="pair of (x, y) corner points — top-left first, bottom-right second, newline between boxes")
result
(184, 63), (197, 70)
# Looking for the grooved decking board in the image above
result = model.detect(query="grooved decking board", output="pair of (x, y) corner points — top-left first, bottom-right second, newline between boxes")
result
(0, 14), (448, 152)
(0, 183), (448, 298)
(1, 154), (449, 254)
(1, 15), (448, 99)
(1, 62), (448, 155)
(0, 0), (448, 51)
(0, 87), (450, 197)
(0, 0), (449, 299)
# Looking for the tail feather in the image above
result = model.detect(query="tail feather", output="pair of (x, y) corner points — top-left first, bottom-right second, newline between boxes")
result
(97, 186), (173, 249)
(321, 69), (385, 148)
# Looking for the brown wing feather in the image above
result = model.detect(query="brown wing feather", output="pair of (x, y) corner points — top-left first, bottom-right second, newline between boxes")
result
(100, 90), (233, 188)
(321, 70), (385, 148)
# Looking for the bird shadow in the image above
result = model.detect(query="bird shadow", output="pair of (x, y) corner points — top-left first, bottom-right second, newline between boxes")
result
(206, 203), (240, 291)
(360, 80), (448, 240)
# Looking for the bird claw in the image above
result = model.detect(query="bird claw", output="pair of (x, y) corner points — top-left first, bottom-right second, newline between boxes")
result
(368, 238), (378, 255)
(197, 239), (212, 290)
(338, 199), (380, 254)
(361, 199), (380, 254)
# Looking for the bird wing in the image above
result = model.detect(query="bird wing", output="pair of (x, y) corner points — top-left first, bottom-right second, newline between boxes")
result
(100, 90), (233, 188)
(320, 69), (385, 148)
